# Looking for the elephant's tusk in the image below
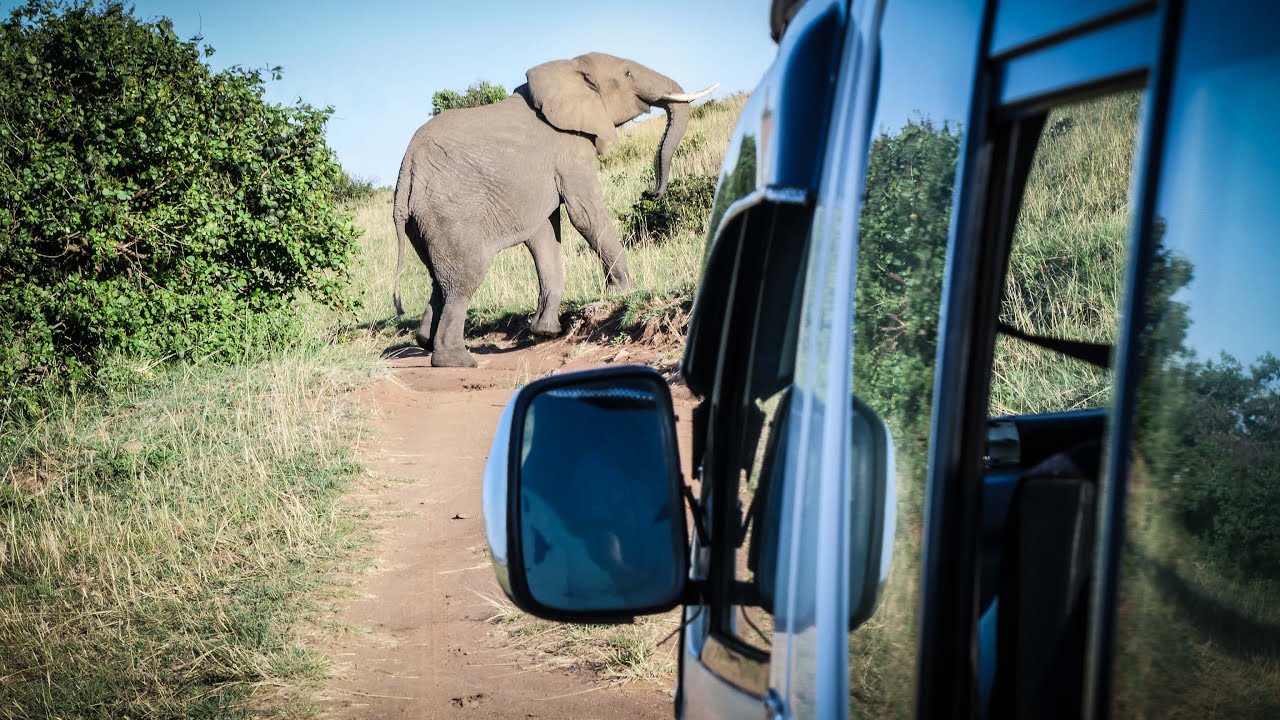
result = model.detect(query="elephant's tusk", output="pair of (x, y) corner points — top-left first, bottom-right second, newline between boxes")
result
(660, 83), (720, 103)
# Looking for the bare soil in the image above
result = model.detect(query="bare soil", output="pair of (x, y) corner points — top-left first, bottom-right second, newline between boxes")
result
(319, 333), (691, 719)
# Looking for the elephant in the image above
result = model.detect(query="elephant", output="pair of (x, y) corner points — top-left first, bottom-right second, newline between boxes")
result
(392, 52), (717, 367)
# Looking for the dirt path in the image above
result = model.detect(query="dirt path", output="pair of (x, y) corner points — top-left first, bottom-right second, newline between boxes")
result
(319, 335), (684, 719)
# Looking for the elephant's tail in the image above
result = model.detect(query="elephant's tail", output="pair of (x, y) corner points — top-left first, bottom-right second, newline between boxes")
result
(392, 154), (413, 317)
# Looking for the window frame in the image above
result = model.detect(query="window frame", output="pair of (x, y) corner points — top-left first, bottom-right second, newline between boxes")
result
(1082, 1), (1244, 717)
(695, 198), (816, 695)
(917, 4), (1162, 715)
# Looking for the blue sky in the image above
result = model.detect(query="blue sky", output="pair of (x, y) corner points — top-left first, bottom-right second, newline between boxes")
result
(6, 0), (778, 184)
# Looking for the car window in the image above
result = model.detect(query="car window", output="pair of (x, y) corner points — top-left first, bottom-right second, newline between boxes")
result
(846, 0), (981, 714)
(987, 92), (1141, 416)
(1110, 1), (1280, 714)
(701, 199), (808, 676)
(968, 85), (1144, 720)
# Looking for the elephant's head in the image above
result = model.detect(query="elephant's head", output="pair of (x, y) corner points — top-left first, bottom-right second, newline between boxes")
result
(525, 52), (717, 198)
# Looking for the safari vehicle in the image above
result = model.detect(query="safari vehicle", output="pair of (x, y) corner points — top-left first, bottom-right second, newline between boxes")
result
(482, 0), (1280, 717)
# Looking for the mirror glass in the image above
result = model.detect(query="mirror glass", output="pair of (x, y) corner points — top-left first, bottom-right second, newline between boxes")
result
(849, 394), (895, 628)
(517, 376), (685, 612)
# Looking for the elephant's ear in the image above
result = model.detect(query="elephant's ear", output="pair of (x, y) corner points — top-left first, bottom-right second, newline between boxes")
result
(526, 59), (618, 156)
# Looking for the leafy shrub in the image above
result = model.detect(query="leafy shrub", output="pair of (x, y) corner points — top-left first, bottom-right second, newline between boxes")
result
(431, 81), (507, 115)
(331, 166), (378, 203)
(0, 0), (359, 416)
(599, 137), (644, 168)
(620, 174), (718, 246)
(692, 94), (744, 120)
(1137, 247), (1280, 579)
(675, 130), (708, 159)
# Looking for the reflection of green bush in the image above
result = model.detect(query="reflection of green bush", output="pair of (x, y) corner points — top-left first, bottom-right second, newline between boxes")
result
(1109, 172), (1280, 715)
(1136, 246), (1280, 580)
(620, 174), (717, 246)
(855, 118), (959, 434)
(707, 134), (757, 235)
(851, 118), (960, 716)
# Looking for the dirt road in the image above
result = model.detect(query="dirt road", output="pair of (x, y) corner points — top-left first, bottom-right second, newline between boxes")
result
(319, 335), (684, 719)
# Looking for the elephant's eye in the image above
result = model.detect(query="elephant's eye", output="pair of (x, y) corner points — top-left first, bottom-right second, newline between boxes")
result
(625, 69), (632, 77)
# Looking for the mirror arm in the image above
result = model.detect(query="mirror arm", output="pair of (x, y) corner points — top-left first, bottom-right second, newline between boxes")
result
(681, 579), (710, 605)
(682, 481), (710, 546)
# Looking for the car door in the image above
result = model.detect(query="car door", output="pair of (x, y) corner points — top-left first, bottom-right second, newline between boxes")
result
(675, 1), (873, 717)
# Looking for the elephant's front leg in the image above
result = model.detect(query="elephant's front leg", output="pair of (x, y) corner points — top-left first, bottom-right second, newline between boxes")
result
(561, 174), (635, 293)
(525, 212), (565, 336)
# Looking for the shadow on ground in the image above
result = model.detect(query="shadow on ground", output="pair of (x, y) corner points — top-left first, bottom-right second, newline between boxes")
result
(365, 296), (693, 363)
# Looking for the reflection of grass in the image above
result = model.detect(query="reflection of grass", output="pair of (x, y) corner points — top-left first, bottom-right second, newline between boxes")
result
(848, 450), (923, 718)
(850, 91), (1141, 714)
(1112, 476), (1280, 718)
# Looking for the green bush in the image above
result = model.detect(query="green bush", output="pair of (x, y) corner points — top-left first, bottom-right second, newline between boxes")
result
(692, 94), (743, 120)
(0, 0), (359, 416)
(431, 80), (507, 115)
(331, 166), (378, 203)
(621, 174), (718, 246)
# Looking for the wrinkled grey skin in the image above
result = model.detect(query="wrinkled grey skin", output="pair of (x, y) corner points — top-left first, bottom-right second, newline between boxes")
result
(393, 53), (698, 367)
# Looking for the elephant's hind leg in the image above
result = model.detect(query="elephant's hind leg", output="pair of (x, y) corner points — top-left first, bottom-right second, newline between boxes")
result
(428, 251), (491, 368)
(414, 283), (444, 352)
(526, 212), (565, 336)
(402, 216), (445, 353)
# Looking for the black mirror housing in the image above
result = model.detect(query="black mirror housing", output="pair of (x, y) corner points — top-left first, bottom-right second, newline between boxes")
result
(483, 365), (689, 623)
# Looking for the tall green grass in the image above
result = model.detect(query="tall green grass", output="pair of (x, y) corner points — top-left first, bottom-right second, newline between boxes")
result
(989, 93), (1139, 415)
(0, 339), (381, 718)
(849, 92), (1141, 714)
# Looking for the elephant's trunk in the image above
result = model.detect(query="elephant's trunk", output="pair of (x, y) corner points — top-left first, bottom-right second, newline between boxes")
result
(653, 101), (691, 198)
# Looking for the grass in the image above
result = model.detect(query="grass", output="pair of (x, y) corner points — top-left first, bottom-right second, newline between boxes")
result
(473, 589), (679, 684)
(0, 341), (383, 718)
(1114, 476), (1280, 718)
(989, 92), (1140, 416)
(849, 91), (1141, 712)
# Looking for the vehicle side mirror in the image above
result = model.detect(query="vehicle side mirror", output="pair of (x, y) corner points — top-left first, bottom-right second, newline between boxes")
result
(482, 366), (688, 622)
(849, 394), (895, 629)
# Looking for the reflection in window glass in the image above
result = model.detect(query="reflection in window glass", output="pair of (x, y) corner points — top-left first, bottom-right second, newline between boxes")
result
(989, 92), (1141, 416)
(714, 203), (811, 663)
(847, 0), (980, 714)
(1113, 2), (1280, 715)
(729, 388), (788, 655)
(991, 0), (1138, 56)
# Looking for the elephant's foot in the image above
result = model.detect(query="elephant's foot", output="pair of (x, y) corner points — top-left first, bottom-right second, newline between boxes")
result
(414, 330), (434, 352)
(530, 314), (562, 337)
(606, 274), (635, 294)
(430, 346), (478, 368)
